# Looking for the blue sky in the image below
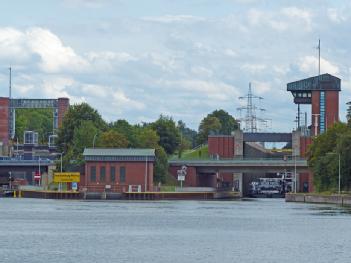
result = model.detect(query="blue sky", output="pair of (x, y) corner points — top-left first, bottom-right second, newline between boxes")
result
(0, 0), (350, 131)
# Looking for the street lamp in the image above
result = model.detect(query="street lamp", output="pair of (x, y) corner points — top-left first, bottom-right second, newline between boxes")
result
(57, 152), (64, 191)
(93, 133), (98, 148)
(58, 152), (64, 172)
(294, 154), (297, 193)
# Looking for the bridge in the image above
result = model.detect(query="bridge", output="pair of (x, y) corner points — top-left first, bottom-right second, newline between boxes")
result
(169, 157), (308, 174)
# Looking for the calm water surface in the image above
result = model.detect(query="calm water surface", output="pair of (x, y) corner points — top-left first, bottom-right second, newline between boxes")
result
(0, 198), (350, 263)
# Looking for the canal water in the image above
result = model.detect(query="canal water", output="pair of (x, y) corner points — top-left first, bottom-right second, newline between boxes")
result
(0, 198), (350, 263)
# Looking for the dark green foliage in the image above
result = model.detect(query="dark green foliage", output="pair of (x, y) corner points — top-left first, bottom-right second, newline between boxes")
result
(150, 115), (180, 155)
(197, 109), (238, 144)
(57, 103), (107, 152)
(308, 123), (351, 192)
(177, 120), (197, 148)
(15, 109), (53, 144)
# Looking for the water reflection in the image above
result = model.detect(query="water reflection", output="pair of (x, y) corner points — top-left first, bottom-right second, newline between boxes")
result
(0, 198), (350, 263)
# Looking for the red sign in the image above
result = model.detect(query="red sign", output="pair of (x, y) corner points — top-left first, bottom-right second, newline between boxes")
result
(34, 172), (41, 181)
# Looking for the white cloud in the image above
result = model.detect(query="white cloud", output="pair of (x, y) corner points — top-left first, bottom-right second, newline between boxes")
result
(327, 8), (347, 23)
(241, 63), (266, 73)
(161, 79), (240, 101)
(251, 81), (271, 95)
(142, 15), (205, 24)
(0, 27), (89, 73)
(27, 28), (89, 73)
(62, 0), (109, 8)
(112, 90), (145, 110)
(298, 56), (339, 75)
(281, 7), (313, 30)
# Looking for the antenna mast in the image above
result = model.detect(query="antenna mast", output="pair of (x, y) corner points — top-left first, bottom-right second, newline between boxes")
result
(9, 67), (11, 99)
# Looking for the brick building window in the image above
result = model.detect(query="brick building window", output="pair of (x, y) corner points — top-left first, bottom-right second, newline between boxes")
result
(100, 166), (106, 183)
(90, 166), (96, 182)
(110, 166), (116, 183)
(120, 166), (126, 183)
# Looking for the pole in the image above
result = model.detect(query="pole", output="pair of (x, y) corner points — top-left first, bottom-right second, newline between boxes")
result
(338, 153), (341, 195)
(294, 155), (297, 193)
(93, 133), (97, 148)
(38, 157), (41, 186)
(9, 67), (11, 99)
(60, 153), (63, 173)
(145, 156), (148, 192)
(319, 38), (321, 76)
(9, 171), (12, 190)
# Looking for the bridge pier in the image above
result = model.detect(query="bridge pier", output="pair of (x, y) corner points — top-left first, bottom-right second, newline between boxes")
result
(233, 173), (243, 197)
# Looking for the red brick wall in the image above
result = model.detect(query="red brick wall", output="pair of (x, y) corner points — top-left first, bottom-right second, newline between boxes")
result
(0, 97), (9, 144)
(325, 91), (339, 128)
(85, 161), (154, 192)
(300, 136), (312, 157)
(169, 166), (197, 187)
(208, 136), (234, 158)
(57, 98), (69, 128)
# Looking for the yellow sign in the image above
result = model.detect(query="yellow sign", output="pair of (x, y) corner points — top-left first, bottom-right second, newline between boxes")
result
(53, 172), (80, 183)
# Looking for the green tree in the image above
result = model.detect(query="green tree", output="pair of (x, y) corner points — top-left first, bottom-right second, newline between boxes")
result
(308, 122), (351, 192)
(110, 119), (137, 147)
(154, 146), (168, 184)
(347, 102), (351, 126)
(151, 115), (180, 155)
(135, 127), (160, 148)
(15, 108), (53, 144)
(210, 109), (239, 135)
(96, 130), (129, 148)
(71, 120), (98, 164)
(198, 116), (221, 144)
(57, 102), (107, 153)
(177, 120), (197, 148)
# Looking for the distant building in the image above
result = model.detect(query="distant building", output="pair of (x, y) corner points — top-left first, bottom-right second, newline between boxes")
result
(83, 148), (155, 193)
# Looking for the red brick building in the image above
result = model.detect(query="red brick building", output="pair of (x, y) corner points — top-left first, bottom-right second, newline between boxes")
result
(83, 148), (155, 193)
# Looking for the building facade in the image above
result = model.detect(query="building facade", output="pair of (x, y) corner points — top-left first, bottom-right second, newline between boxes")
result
(83, 148), (155, 193)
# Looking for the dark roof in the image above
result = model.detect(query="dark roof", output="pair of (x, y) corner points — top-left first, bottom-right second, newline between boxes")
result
(287, 73), (341, 92)
(83, 148), (155, 157)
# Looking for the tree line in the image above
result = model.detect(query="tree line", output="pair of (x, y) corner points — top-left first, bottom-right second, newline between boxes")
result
(308, 103), (351, 192)
(55, 103), (239, 183)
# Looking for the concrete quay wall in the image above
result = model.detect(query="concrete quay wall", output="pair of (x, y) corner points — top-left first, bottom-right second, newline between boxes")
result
(286, 193), (351, 206)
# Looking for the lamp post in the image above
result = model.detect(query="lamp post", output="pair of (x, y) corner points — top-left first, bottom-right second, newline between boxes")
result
(294, 155), (297, 193)
(93, 133), (98, 148)
(57, 152), (64, 191)
(338, 153), (341, 195)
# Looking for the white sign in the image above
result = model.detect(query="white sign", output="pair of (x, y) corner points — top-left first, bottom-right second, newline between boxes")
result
(72, 182), (78, 191)
(177, 175), (185, 181)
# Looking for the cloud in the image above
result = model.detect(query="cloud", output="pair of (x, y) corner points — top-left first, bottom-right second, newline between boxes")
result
(241, 63), (266, 74)
(281, 7), (313, 30)
(112, 90), (145, 111)
(327, 8), (347, 23)
(0, 27), (88, 73)
(27, 28), (89, 73)
(298, 56), (339, 75)
(142, 15), (205, 24)
(251, 81), (271, 95)
(62, 0), (110, 8)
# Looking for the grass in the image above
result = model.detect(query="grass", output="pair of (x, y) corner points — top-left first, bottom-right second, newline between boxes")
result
(171, 145), (209, 160)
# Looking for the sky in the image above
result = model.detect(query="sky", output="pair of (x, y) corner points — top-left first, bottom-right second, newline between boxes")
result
(0, 0), (350, 132)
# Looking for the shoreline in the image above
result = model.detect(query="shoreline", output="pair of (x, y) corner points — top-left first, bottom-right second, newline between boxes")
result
(285, 193), (351, 206)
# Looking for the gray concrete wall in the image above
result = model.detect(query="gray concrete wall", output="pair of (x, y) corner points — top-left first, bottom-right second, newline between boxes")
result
(286, 193), (350, 206)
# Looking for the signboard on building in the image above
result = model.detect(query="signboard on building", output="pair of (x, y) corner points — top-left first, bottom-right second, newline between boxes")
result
(71, 182), (78, 191)
(53, 172), (80, 183)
